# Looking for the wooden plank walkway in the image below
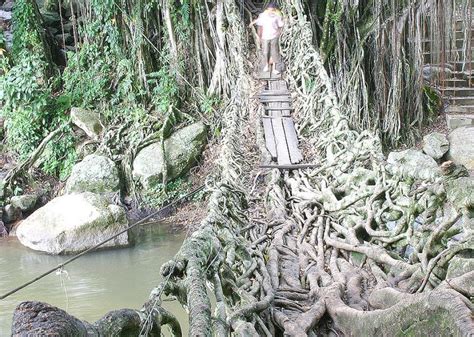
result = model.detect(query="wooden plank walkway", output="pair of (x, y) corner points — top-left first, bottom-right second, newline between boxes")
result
(257, 72), (303, 166)
(262, 117), (277, 159)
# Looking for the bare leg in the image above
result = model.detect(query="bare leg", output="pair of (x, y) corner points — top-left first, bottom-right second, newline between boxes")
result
(261, 39), (271, 72)
(270, 37), (282, 74)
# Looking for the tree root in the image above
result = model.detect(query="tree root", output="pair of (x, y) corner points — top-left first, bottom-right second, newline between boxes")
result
(12, 1), (474, 336)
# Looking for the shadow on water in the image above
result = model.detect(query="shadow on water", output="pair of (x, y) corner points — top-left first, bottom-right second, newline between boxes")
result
(0, 223), (189, 336)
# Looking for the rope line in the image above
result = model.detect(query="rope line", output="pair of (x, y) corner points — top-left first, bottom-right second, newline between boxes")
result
(0, 184), (205, 301)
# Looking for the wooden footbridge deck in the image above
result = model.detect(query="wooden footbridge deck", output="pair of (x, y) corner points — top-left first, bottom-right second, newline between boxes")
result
(256, 72), (303, 166)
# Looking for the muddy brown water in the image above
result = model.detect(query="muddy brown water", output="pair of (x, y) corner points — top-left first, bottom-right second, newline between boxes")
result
(0, 224), (189, 335)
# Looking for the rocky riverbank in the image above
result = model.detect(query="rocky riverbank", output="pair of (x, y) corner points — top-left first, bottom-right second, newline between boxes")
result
(0, 1), (211, 253)
(2, 90), (473, 255)
(1, 108), (207, 253)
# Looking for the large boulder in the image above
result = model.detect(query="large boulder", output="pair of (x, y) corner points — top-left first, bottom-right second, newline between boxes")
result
(65, 154), (120, 194)
(423, 132), (449, 160)
(12, 302), (94, 336)
(447, 126), (474, 170)
(387, 149), (441, 180)
(16, 193), (129, 254)
(12, 301), (143, 336)
(133, 122), (207, 189)
(71, 107), (103, 139)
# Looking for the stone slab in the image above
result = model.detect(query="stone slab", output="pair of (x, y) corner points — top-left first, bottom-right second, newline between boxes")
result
(446, 114), (474, 130)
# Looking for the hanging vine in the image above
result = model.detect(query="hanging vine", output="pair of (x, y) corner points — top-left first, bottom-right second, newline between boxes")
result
(7, 1), (474, 336)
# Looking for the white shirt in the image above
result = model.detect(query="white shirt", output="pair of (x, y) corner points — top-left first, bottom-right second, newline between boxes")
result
(256, 11), (284, 40)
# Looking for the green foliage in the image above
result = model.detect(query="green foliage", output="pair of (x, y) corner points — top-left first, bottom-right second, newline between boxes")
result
(199, 92), (220, 115)
(141, 178), (191, 209)
(423, 86), (441, 121)
(62, 3), (148, 117)
(12, 0), (45, 56)
(0, 51), (76, 177)
(320, 0), (343, 60)
(0, 0), (76, 179)
(148, 64), (180, 115)
(41, 124), (77, 180)
(0, 53), (76, 178)
(171, 0), (193, 41)
(3, 0), (208, 189)
(62, 45), (115, 108)
(112, 58), (145, 107)
(0, 30), (7, 70)
(0, 53), (52, 157)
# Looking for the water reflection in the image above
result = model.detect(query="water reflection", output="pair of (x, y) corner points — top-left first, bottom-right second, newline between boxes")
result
(0, 224), (189, 335)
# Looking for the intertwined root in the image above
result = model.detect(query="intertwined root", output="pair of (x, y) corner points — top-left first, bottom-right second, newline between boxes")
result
(143, 1), (473, 336)
(11, 1), (473, 336)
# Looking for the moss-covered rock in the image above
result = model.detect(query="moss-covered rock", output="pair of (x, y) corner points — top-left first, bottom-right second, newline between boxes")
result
(70, 107), (103, 139)
(2, 204), (22, 224)
(445, 176), (474, 210)
(65, 154), (120, 194)
(387, 149), (441, 180)
(12, 301), (94, 336)
(423, 132), (449, 160)
(16, 192), (129, 254)
(446, 256), (474, 279)
(11, 194), (38, 212)
(133, 122), (207, 189)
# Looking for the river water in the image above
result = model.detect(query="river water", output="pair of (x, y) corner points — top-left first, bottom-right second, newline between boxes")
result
(0, 224), (189, 335)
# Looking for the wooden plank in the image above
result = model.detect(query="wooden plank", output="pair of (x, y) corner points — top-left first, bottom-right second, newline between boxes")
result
(261, 116), (293, 120)
(264, 107), (295, 111)
(257, 71), (271, 78)
(258, 95), (291, 100)
(266, 87), (282, 117)
(259, 164), (318, 170)
(270, 72), (283, 80)
(271, 118), (292, 165)
(257, 76), (282, 81)
(276, 80), (288, 89)
(279, 101), (292, 117)
(262, 117), (277, 159)
(259, 98), (292, 103)
(252, 96), (291, 101)
(270, 109), (282, 118)
(256, 70), (283, 81)
(269, 80), (286, 91)
(282, 117), (303, 164)
(258, 91), (290, 96)
(260, 88), (288, 92)
(261, 76), (302, 164)
(266, 81), (288, 117)
(265, 108), (280, 118)
(259, 93), (291, 97)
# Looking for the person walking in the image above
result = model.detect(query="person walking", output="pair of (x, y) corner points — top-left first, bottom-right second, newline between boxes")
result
(249, 2), (284, 74)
